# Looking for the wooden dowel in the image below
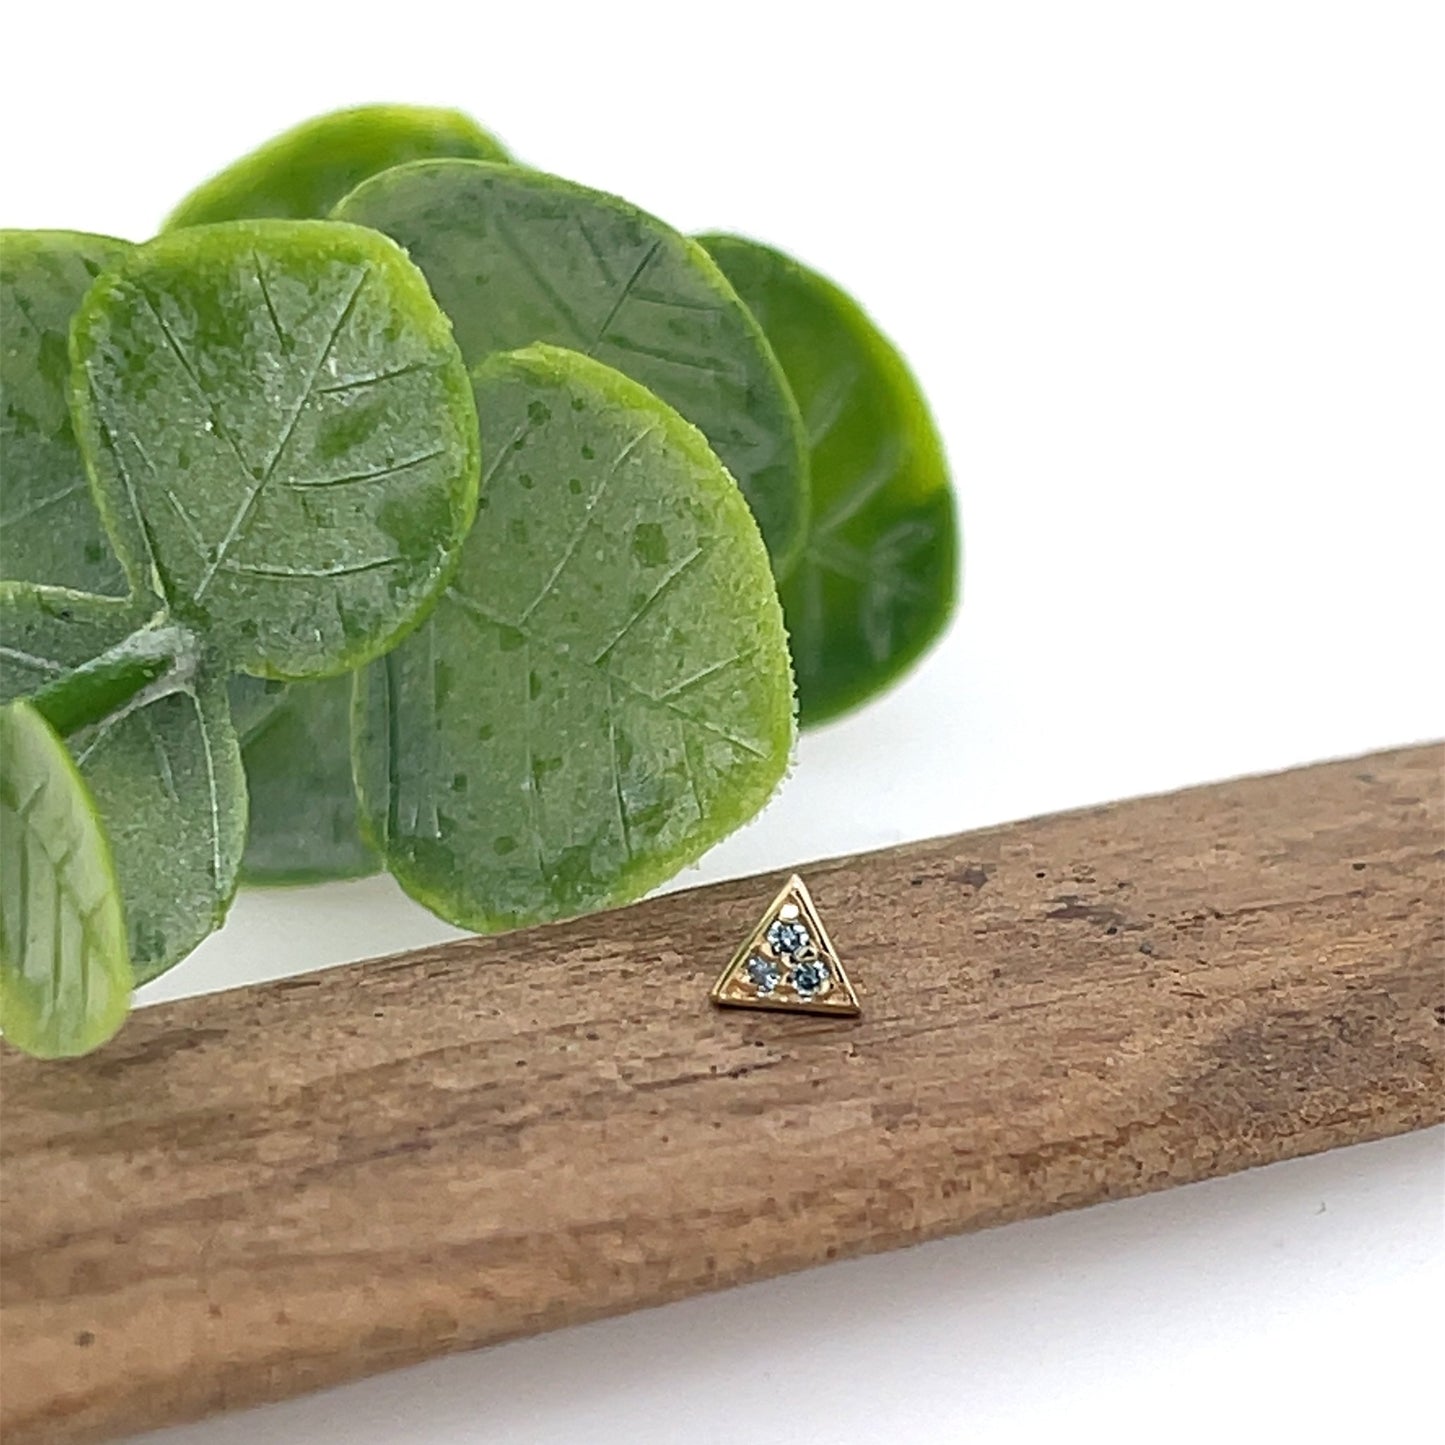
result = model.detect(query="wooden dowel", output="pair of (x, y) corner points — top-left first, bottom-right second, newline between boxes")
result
(2, 743), (1441, 1443)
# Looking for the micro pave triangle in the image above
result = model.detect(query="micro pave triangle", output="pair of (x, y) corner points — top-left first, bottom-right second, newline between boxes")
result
(710, 874), (861, 1017)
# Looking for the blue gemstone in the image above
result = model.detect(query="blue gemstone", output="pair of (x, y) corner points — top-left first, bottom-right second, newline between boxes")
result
(767, 919), (811, 957)
(745, 955), (782, 995)
(790, 959), (830, 997)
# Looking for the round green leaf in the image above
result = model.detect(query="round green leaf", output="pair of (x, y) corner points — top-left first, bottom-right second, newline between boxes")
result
(0, 230), (131, 595)
(69, 219), (481, 679)
(0, 584), (246, 982)
(0, 699), (132, 1058)
(164, 105), (511, 229)
(699, 235), (959, 727)
(354, 343), (795, 932)
(234, 675), (379, 884)
(334, 161), (808, 574)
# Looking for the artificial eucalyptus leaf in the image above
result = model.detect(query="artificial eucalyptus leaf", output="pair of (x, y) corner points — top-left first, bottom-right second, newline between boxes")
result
(236, 675), (379, 883)
(0, 230), (130, 594)
(699, 236), (958, 726)
(165, 104), (511, 229)
(0, 584), (246, 982)
(70, 219), (480, 679)
(0, 699), (132, 1058)
(355, 343), (795, 932)
(334, 161), (809, 573)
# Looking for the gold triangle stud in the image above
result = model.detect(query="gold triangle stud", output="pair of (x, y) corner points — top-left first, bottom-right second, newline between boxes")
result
(710, 874), (861, 1017)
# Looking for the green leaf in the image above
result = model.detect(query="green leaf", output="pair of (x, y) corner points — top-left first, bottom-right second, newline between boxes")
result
(699, 235), (959, 727)
(164, 105), (511, 229)
(234, 675), (379, 884)
(69, 219), (481, 679)
(355, 344), (795, 932)
(0, 699), (132, 1058)
(334, 161), (809, 574)
(0, 584), (246, 982)
(0, 230), (131, 595)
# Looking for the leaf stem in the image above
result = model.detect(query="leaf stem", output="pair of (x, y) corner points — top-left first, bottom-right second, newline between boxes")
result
(29, 619), (200, 737)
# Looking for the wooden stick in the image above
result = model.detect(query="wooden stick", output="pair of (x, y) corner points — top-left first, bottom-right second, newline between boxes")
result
(2, 744), (1441, 1443)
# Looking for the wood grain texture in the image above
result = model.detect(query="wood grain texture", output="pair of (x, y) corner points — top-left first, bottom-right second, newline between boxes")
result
(2, 744), (1441, 1443)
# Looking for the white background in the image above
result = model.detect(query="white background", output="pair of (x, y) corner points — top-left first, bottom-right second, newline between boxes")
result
(4, 2), (1442, 1442)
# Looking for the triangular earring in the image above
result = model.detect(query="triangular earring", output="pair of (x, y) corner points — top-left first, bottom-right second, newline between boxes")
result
(710, 874), (861, 1017)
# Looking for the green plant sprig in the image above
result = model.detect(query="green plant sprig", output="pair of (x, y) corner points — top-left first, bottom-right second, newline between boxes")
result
(0, 103), (958, 1058)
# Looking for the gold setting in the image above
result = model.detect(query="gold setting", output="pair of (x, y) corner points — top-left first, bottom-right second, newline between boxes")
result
(710, 874), (861, 1017)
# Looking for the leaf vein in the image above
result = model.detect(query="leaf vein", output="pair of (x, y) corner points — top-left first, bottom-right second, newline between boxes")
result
(144, 713), (179, 804)
(15, 781), (48, 821)
(188, 687), (224, 894)
(0, 645), (67, 678)
(50, 850), (64, 1028)
(655, 649), (752, 701)
(813, 436), (905, 536)
(445, 590), (767, 758)
(677, 719), (703, 821)
(133, 288), (257, 484)
(219, 555), (401, 581)
(194, 266), (369, 599)
(591, 548), (703, 665)
(284, 445), (447, 491)
(492, 215), (594, 347)
(0, 480), (91, 528)
(805, 365), (862, 450)
(598, 335), (742, 382)
(252, 251), (285, 346)
(517, 425), (657, 625)
(627, 289), (722, 316)
(313, 360), (433, 395)
(603, 678), (633, 863)
(86, 376), (166, 599)
(573, 218), (619, 287)
(808, 536), (928, 599)
(590, 240), (664, 352)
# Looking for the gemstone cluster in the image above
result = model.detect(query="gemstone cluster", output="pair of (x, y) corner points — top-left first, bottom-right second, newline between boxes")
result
(744, 910), (832, 1001)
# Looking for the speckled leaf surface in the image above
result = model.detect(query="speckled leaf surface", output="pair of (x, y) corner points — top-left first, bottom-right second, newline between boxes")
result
(165, 105), (511, 229)
(69, 219), (480, 679)
(0, 584), (246, 982)
(700, 235), (958, 727)
(237, 675), (378, 883)
(0, 700), (131, 1057)
(335, 162), (808, 573)
(0, 230), (130, 594)
(355, 344), (795, 932)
